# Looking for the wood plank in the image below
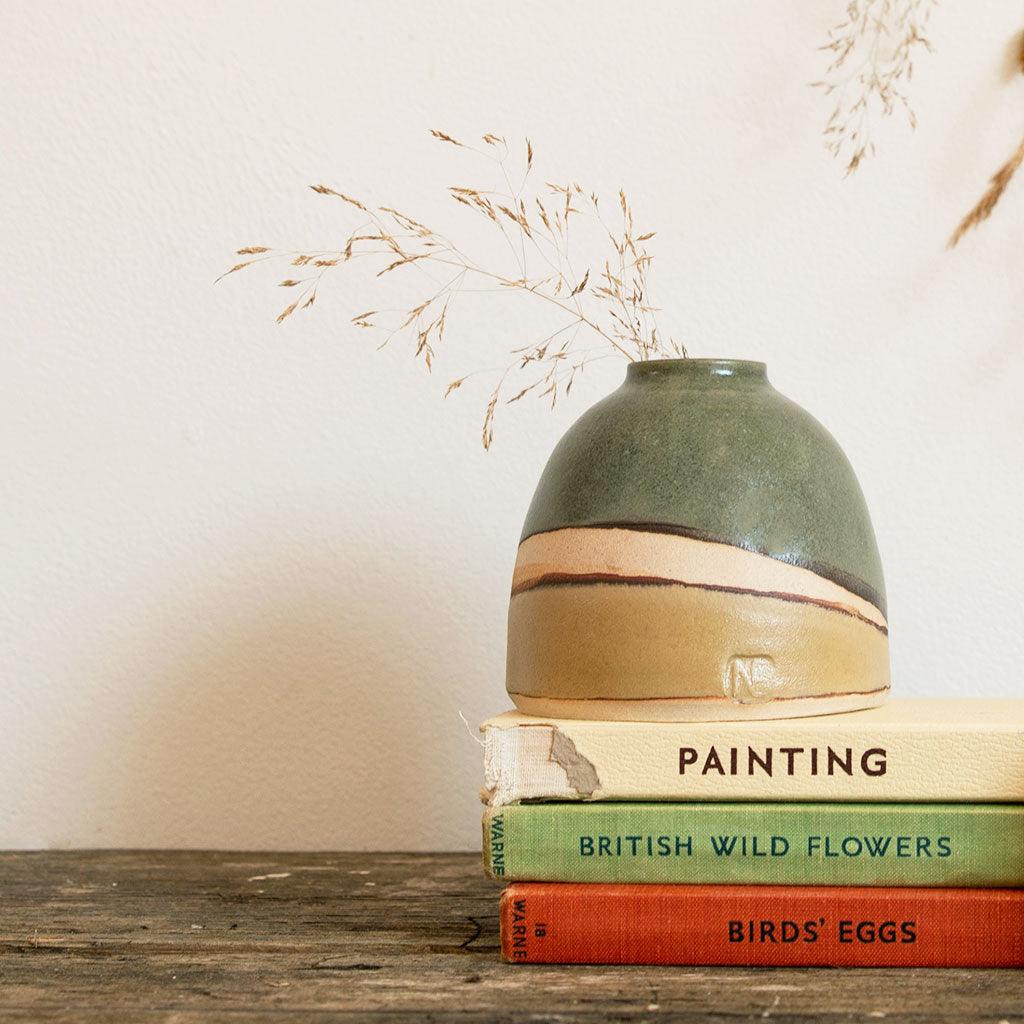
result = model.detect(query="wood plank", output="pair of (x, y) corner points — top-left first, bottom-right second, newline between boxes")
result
(0, 851), (1018, 1022)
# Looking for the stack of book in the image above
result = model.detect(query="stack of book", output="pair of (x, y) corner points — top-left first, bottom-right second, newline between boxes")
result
(480, 699), (1024, 966)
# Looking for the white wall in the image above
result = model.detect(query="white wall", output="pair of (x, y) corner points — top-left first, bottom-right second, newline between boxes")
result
(2, 1), (1023, 851)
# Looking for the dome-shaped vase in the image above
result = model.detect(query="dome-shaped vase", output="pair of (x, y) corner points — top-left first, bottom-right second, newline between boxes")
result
(507, 359), (889, 721)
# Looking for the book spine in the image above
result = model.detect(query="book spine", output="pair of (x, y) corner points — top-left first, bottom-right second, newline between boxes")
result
(483, 803), (1024, 886)
(482, 716), (1024, 806)
(500, 884), (1024, 966)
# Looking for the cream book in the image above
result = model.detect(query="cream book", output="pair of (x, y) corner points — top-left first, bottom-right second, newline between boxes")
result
(481, 699), (1024, 806)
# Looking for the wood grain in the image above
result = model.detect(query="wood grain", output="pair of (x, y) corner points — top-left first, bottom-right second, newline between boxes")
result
(0, 851), (1019, 1022)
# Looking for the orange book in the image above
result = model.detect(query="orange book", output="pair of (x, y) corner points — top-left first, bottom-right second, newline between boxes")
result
(500, 884), (1024, 966)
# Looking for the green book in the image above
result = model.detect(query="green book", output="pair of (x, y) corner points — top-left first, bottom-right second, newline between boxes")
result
(483, 803), (1024, 887)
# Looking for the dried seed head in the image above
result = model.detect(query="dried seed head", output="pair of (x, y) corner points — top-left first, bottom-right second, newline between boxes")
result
(430, 129), (463, 147)
(310, 184), (368, 211)
(949, 134), (1024, 248)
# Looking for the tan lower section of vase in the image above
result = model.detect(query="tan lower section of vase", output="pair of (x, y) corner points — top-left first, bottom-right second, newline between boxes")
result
(506, 580), (890, 722)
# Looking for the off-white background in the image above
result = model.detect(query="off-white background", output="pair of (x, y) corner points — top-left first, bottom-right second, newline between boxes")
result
(2, 1), (1022, 850)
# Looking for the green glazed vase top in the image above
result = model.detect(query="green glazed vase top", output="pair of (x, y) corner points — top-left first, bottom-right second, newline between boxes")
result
(520, 358), (885, 614)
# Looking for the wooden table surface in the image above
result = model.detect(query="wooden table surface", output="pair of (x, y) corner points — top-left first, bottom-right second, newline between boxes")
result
(0, 851), (1019, 1022)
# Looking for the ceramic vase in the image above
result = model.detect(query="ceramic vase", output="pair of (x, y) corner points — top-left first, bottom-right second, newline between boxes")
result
(507, 359), (889, 721)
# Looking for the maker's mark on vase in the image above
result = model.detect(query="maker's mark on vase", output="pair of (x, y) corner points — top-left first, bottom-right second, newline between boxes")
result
(725, 655), (778, 704)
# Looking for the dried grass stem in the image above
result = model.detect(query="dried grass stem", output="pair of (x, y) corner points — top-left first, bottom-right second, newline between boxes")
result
(222, 131), (684, 447)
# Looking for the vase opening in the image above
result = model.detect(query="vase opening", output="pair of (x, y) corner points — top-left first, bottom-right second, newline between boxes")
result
(628, 358), (768, 385)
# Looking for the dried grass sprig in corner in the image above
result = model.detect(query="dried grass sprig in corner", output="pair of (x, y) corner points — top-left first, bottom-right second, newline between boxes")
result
(948, 38), (1024, 248)
(814, 0), (937, 175)
(220, 132), (683, 449)
(948, 136), (1024, 248)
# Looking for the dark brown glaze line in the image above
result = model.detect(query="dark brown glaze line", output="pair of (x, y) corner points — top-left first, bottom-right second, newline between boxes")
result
(521, 521), (887, 618)
(510, 571), (888, 636)
(508, 686), (893, 703)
